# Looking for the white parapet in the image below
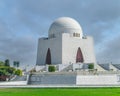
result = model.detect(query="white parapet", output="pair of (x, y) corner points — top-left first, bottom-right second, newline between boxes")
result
(0, 81), (27, 86)
(35, 65), (46, 72)
(76, 74), (120, 85)
(58, 64), (71, 71)
(110, 64), (119, 71)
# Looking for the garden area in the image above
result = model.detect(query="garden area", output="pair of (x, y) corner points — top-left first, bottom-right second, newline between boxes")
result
(0, 88), (120, 96)
(0, 60), (22, 81)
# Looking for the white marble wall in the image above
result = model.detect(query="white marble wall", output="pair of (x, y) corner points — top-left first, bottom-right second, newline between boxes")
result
(36, 35), (62, 65)
(0, 81), (27, 85)
(62, 33), (96, 64)
(36, 33), (96, 69)
(76, 75), (120, 85)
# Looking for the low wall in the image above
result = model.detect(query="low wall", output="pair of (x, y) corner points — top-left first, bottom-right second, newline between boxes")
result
(29, 74), (76, 85)
(29, 72), (120, 85)
(76, 74), (120, 85)
(0, 81), (27, 86)
(0, 72), (120, 86)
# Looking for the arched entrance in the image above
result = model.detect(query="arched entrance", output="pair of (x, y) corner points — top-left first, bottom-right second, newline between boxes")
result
(45, 48), (51, 65)
(76, 47), (84, 63)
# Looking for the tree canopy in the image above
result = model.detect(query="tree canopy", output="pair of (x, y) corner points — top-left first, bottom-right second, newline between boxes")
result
(0, 61), (5, 66)
(4, 59), (10, 66)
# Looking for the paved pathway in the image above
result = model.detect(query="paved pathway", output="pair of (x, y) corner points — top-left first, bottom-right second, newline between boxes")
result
(0, 85), (120, 88)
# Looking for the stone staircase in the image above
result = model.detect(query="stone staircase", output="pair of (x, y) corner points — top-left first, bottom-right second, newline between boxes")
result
(61, 64), (73, 72)
(98, 64), (110, 71)
(112, 64), (120, 70)
(39, 67), (46, 72)
(55, 65), (59, 71)
(10, 75), (27, 81)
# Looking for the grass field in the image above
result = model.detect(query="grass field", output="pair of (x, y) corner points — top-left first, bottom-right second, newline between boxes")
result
(0, 88), (120, 96)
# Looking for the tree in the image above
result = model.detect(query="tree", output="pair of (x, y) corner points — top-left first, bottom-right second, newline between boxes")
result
(7, 67), (16, 75)
(0, 61), (4, 66)
(0, 69), (9, 76)
(13, 61), (20, 68)
(4, 59), (10, 67)
(48, 65), (55, 72)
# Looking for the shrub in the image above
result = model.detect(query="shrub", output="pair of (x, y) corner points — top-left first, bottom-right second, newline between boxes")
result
(48, 65), (55, 72)
(15, 69), (22, 76)
(88, 63), (94, 69)
(30, 68), (36, 73)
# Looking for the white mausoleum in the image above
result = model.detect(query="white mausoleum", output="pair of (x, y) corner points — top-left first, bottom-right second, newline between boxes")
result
(2, 17), (120, 86)
(36, 17), (97, 67)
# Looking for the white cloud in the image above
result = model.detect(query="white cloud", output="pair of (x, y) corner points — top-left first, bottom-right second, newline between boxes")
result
(0, 0), (120, 67)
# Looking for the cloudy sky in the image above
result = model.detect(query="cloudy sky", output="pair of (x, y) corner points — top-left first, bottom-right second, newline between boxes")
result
(0, 0), (120, 68)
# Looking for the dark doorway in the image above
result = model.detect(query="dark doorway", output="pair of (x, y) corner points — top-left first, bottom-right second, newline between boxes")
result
(76, 47), (84, 63)
(45, 48), (51, 65)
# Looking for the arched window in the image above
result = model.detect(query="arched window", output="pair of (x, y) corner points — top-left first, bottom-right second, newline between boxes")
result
(73, 33), (76, 37)
(45, 48), (51, 65)
(76, 47), (84, 63)
(77, 33), (80, 37)
(73, 33), (80, 37)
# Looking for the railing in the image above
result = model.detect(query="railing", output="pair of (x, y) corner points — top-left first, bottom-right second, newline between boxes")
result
(31, 71), (120, 75)
(31, 71), (77, 75)
(77, 71), (120, 75)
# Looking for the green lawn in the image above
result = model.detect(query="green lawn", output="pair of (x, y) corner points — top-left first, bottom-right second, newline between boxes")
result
(0, 88), (120, 96)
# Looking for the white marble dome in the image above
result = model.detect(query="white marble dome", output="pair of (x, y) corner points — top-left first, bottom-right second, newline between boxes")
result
(48, 17), (83, 38)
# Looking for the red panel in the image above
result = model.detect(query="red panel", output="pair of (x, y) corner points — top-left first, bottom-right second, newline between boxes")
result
(45, 48), (51, 65)
(76, 47), (84, 63)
